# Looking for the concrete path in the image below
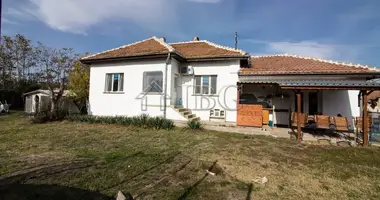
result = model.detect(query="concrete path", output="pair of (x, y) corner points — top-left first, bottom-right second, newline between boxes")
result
(174, 120), (318, 142)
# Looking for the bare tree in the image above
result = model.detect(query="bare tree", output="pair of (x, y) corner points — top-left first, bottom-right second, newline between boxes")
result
(0, 34), (36, 90)
(34, 43), (76, 118)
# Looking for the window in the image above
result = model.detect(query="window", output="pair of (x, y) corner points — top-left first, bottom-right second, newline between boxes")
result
(143, 71), (163, 93)
(210, 109), (225, 118)
(105, 73), (124, 92)
(194, 75), (217, 95)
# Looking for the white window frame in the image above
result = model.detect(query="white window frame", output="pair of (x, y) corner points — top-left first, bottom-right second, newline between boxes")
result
(105, 73), (124, 92)
(194, 75), (217, 95)
(143, 71), (164, 93)
(210, 109), (225, 119)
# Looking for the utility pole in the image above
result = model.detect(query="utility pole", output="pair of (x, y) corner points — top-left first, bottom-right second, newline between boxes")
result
(234, 32), (238, 50)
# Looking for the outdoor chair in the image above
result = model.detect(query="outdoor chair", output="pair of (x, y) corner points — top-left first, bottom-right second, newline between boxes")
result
(290, 112), (307, 140)
(354, 116), (372, 143)
(331, 116), (352, 141)
(314, 115), (334, 130)
(291, 112), (307, 128)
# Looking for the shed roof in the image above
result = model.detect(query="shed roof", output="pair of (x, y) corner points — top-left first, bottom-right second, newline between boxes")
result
(23, 89), (70, 97)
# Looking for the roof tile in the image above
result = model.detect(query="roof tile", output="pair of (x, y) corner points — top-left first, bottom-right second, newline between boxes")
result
(240, 55), (380, 75)
(170, 41), (246, 59)
(83, 37), (171, 60)
(82, 37), (247, 61)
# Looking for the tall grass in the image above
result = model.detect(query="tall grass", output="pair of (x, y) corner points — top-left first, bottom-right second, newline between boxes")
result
(66, 114), (175, 130)
(187, 120), (203, 130)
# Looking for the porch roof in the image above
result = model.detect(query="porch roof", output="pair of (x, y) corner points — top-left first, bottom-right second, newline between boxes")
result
(238, 78), (380, 90)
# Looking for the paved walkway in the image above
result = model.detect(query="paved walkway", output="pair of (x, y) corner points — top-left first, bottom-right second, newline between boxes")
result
(174, 120), (318, 142)
(175, 120), (379, 146)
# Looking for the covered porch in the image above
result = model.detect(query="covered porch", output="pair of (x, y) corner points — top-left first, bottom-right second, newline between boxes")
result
(237, 78), (380, 146)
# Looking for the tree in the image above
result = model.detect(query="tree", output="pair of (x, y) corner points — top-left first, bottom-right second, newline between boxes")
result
(34, 43), (77, 119)
(68, 57), (90, 114)
(0, 34), (36, 87)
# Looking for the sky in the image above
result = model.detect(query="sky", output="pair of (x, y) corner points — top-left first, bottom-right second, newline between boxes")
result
(2, 0), (380, 66)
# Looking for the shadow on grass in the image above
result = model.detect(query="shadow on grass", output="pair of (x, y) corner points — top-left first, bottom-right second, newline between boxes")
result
(246, 183), (253, 200)
(177, 160), (217, 200)
(0, 160), (97, 185)
(102, 152), (181, 192)
(0, 183), (112, 200)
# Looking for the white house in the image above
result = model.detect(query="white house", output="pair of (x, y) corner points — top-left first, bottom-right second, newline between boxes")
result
(81, 36), (380, 127)
(81, 36), (249, 122)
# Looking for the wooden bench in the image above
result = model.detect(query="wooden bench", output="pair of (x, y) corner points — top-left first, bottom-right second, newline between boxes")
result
(314, 115), (333, 130)
(331, 116), (350, 132)
(291, 112), (307, 128)
(290, 112), (307, 139)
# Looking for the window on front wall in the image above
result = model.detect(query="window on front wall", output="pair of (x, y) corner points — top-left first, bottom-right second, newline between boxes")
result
(105, 73), (124, 92)
(194, 75), (217, 95)
(143, 71), (163, 93)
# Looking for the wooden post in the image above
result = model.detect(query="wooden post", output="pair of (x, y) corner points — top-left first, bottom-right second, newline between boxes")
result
(296, 92), (302, 144)
(237, 84), (241, 105)
(362, 90), (369, 146)
(236, 83), (241, 125)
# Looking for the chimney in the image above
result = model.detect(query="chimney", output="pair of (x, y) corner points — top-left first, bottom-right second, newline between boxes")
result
(159, 37), (166, 42)
(192, 36), (200, 41)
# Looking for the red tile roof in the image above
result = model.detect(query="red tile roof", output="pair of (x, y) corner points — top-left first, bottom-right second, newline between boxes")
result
(82, 37), (173, 60)
(82, 37), (247, 62)
(170, 41), (246, 59)
(240, 55), (380, 75)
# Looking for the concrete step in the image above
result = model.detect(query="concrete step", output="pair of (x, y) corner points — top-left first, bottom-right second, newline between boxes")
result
(178, 108), (189, 112)
(187, 114), (196, 119)
(174, 105), (184, 109)
(189, 117), (200, 121)
(182, 111), (191, 116)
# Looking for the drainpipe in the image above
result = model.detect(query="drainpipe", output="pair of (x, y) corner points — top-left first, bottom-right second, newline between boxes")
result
(163, 53), (171, 118)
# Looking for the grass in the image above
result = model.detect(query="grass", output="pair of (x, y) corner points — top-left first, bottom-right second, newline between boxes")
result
(1, 112), (380, 199)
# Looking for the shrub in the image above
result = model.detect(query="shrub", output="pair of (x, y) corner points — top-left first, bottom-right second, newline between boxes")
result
(29, 109), (69, 124)
(29, 111), (50, 124)
(187, 120), (203, 130)
(65, 114), (175, 130)
(162, 118), (175, 130)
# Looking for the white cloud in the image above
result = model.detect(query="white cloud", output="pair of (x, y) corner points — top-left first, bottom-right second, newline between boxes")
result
(19, 0), (176, 34)
(187, 0), (221, 3)
(245, 39), (361, 62)
(267, 41), (336, 59)
(3, 18), (18, 25)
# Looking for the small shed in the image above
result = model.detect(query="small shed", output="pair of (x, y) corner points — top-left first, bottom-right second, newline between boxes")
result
(23, 89), (80, 115)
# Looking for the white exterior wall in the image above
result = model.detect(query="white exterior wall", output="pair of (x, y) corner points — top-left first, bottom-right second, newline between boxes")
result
(25, 93), (49, 113)
(89, 59), (186, 120)
(170, 59), (180, 105)
(322, 90), (360, 125)
(180, 60), (240, 122)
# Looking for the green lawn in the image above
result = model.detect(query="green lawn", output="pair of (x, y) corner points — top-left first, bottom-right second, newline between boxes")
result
(1, 112), (380, 200)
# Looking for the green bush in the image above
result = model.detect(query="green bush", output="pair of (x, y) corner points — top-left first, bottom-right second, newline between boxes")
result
(65, 114), (175, 130)
(162, 118), (175, 130)
(187, 120), (203, 130)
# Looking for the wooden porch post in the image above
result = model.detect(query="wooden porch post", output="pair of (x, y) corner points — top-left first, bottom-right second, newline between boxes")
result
(237, 83), (241, 105)
(362, 90), (369, 146)
(296, 91), (302, 144)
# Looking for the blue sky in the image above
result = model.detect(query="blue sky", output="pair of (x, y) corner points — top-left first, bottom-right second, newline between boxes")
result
(3, 0), (380, 66)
